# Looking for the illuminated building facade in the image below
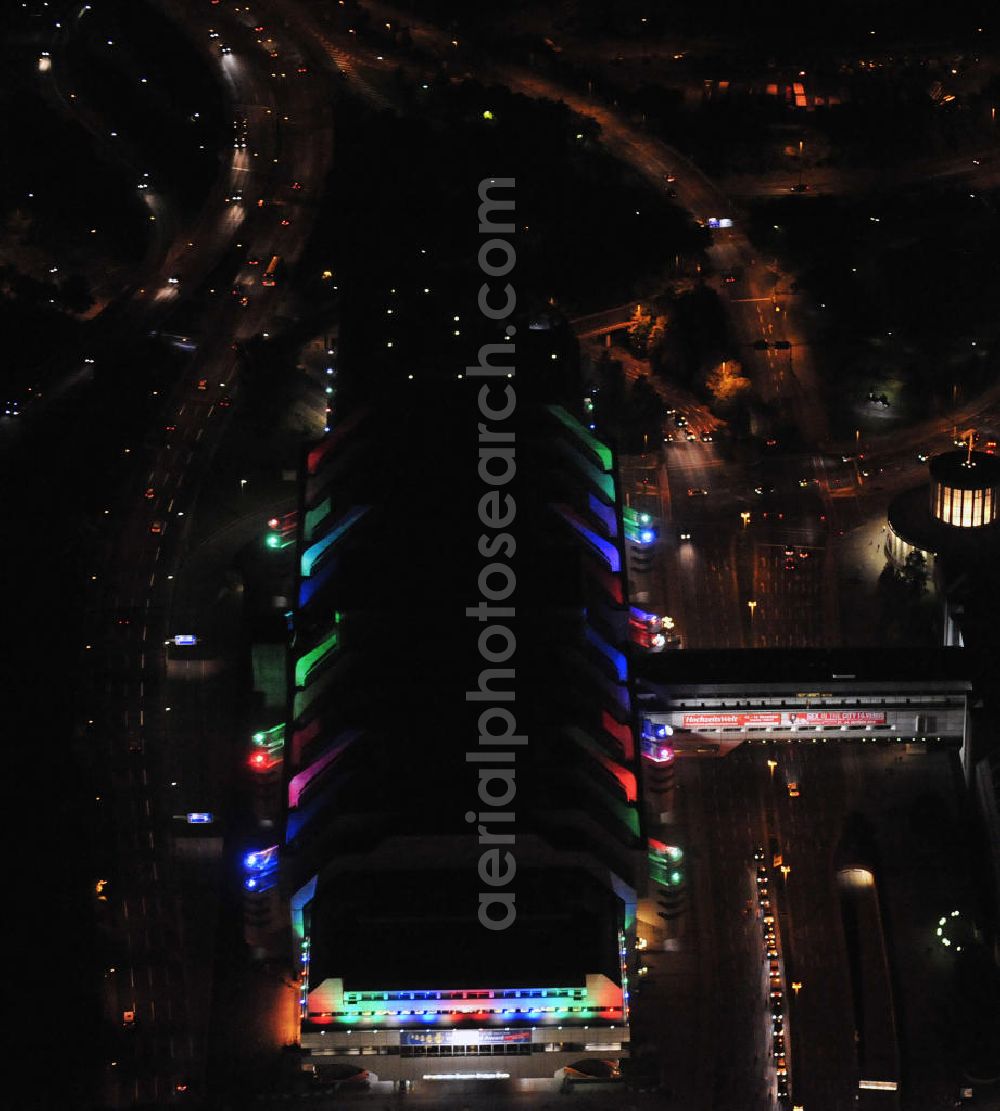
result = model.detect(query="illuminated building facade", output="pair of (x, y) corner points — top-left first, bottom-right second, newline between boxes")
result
(886, 450), (1000, 570)
(929, 451), (1000, 529)
(265, 324), (643, 1085)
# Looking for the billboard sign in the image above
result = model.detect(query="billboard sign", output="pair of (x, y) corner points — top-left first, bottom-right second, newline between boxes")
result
(401, 1028), (531, 1046)
(682, 712), (780, 728)
(786, 711), (886, 726)
(681, 710), (886, 730)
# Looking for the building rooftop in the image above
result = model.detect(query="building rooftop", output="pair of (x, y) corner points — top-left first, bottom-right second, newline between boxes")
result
(633, 647), (979, 691)
(929, 450), (1000, 491)
(308, 865), (622, 992)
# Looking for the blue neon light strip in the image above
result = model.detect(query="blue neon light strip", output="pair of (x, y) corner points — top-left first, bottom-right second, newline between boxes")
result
(286, 774), (341, 842)
(587, 492), (617, 538)
(299, 554), (337, 608)
(554, 505), (621, 572)
(584, 624), (628, 682)
(300, 505), (369, 578)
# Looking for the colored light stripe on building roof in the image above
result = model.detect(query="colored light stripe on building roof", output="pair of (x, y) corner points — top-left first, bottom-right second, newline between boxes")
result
(295, 627), (339, 689)
(554, 505), (621, 572)
(306, 408), (368, 476)
(304, 495), (332, 542)
(553, 438), (615, 502)
(301, 506), (369, 578)
(584, 624), (628, 683)
(601, 710), (635, 760)
(547, 405), (614, 471)
(565, 726), (638, 802)
(587, 491), (617, 538)
(288, 729), (362, 808)
(299, 554), (338, 608)
(290, 875), (318, 941)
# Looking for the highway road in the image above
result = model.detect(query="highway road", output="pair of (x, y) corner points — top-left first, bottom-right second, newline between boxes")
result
(68, 1), (333, 1103)
(681, 739), (974, 1110)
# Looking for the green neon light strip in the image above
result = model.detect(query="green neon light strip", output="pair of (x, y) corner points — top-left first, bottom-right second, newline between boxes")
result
(295, 629), (339, 688)
(252, 723), (285, 752)
(293, 662), (339, 720)
(553, 438), (616, 502)
(305, 496), (332, 542)
(547, 405), (614, 471)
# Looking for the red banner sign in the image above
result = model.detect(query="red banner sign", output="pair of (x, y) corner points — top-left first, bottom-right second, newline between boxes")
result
(681, 712), (780, 728)
(682, 710), (886, 730)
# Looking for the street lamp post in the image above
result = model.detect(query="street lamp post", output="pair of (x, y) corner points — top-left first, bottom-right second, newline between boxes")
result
(797, 139), (805, 191)
(747, 599), (757, 646)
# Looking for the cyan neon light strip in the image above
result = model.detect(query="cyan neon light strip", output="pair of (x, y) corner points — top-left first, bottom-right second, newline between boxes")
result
(288, 729), (362, 808)
(584, 624), (628, 683)
(295, 627), (339, 689)
(547, 404), (614, 471)
(290, 874), (317, 941)
(588, 491), (617, 537)
(553, 438), (615, 502)
(305, 495), (332, 542)
(301, 506), (369, 578)
(554, 505), (620, 572)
